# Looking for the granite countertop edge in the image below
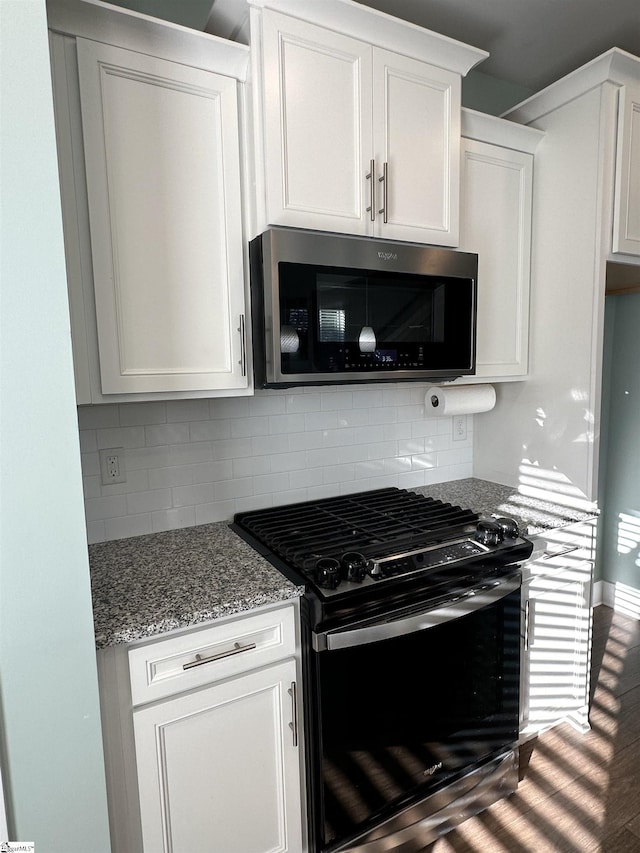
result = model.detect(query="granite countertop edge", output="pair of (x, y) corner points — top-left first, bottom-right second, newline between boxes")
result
(90, 477), (598, 650)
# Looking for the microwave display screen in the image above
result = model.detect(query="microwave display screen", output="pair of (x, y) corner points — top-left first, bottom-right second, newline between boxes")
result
(278, 263), (473, 375)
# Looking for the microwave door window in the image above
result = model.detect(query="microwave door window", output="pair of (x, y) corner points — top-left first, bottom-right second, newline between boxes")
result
(277, 262), (473, 376)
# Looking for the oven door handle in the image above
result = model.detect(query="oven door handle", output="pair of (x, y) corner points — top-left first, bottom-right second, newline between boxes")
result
(312, 575), (520, 652)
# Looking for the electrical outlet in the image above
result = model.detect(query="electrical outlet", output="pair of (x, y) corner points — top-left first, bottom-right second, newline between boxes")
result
(99, 447), (127, 485)
(452, 416), (467, 442)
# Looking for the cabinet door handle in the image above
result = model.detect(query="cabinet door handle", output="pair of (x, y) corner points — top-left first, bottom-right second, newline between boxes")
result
(366, 159), (376, 221)
(238, 314), (247, 377)
(524, 599), (531, 651)
(288, 681), (298, 747)
(378, 161), (388, 223)
(182, 641), (256, 671)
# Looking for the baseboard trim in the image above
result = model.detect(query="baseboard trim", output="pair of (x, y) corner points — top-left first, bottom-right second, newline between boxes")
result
(593, 580), (640, 619)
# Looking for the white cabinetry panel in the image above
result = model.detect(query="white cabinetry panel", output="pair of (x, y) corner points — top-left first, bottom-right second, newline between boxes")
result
(460, 138), (532, 378)
(78, 39), (247, 394)
(133, 658), (302, 853)
(256, 8), (464, 245)
(262, 12), (371, 232)
(613, 83), (640, 256)
(374, 49), (459, 243)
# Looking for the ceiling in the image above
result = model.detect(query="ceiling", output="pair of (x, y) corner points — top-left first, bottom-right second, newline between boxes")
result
(115, 0), (640, 94)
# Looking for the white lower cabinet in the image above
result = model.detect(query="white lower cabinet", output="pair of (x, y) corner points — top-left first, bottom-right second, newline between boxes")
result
(134, 658), (301, 853)
(98, 602), (306, 853)
(520, 521), (595, 739)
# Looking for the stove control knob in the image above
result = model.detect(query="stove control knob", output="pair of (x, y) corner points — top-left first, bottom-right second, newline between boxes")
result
(315, 558), (341, 590)
(475, 519), (503, 546)
(494, 516), (519, 539)
(340, 551), (367, 583)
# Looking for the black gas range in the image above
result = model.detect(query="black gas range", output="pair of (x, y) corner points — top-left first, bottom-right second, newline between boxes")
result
(232, 486), (532, 626)
(232, 487), (533, 853)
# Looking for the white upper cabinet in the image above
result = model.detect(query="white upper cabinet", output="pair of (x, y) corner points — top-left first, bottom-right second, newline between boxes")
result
(48, 0), (252, 403)
(459, 110), (543, 381)
(251, 0), (486, 245)
(612, 83), (640, 256)
(78, 40), (247, 395)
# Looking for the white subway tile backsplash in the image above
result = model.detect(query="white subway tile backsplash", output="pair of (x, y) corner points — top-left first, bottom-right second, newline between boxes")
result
(78, 385), (473, 542)
(79, 430), (97, 453)
(269, 413), (306, 434)
(191, 460), (234, 484)
(232, 455), (271, 479)
(97, 426), (145, 449)
(195, 499), (236, 525)
(148, 465), (195, 490)
(323, 464), (355, 484)
(105, 514), (153, 540)
(250, 434), (289, 456)
(189, 420), (231, 442)
(248, 395), (286, 417)
(152, 506), (196, 532)
(86, 520), (106, 544)
(172, 483), (217, 507)
(285, 393), (322, 413)
(305, 411), (339, 431)
(119, 401), (167, 426)
(215, 478), (254, 501)
(125, 489), (172, 515)
(209, 398), (249, 420)
(289, 468), (324, 489)
(78, 404), (119, 430)
(101, 468), (149, 496)
(127, 445), (171, 470)
(145, 423), (190, 447)
(253, 472), (290, 495)
(231, 416), (269, 438)
(166, 399), (211, 423)
(85, 494), (127, 521)
(213, 437), (252, 460)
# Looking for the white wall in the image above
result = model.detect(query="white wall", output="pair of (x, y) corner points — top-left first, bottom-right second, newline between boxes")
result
(0, 1), (111, 847)
(79, 387), (474, 542)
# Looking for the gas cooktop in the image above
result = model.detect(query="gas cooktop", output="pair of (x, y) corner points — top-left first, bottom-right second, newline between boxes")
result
(232, 487), (533, 599)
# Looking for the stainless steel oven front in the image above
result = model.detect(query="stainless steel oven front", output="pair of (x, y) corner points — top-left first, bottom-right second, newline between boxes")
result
(300, 571), (522, 853)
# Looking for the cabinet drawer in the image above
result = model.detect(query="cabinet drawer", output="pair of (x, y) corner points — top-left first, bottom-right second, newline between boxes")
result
(526, 519), (596, 570)
(128, 604), (297, 706)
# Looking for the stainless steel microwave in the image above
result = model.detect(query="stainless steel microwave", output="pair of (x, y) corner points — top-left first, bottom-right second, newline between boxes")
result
(249, 228), (478, 388)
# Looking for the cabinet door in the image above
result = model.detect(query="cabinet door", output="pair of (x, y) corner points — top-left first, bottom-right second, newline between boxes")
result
(77, 39), (248, 394)
(460, 138), (532, 378)
(521, 560), (592, 737)
(373, 50), (460, 246)
(133, 658), (303, 853)
(612, 83), (640, 256)
(261, 10), (372, 235)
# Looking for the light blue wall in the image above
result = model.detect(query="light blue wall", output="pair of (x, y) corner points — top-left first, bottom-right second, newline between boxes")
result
(0, 1), (111, 848)
(597, 293), (640, 589)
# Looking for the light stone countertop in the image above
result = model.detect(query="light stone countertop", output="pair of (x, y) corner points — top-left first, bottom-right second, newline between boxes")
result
(89, 477), (597, 649)
(414, 478), (597, 536)
(89, 522), (303, 649)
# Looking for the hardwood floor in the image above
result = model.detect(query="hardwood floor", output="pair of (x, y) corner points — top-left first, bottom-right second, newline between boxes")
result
(428, 605), (640, 852)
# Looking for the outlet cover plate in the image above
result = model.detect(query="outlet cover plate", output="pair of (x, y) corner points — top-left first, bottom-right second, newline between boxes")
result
(99, 447), (127, 485)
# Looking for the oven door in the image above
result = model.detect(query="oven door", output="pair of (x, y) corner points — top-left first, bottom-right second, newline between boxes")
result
(304, 572), (522, 853)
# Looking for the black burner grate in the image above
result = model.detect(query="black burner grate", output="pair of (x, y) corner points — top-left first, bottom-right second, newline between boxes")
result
(234, 488), (479, 572)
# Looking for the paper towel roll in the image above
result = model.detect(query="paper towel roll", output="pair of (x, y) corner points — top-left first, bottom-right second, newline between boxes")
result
(425, 384), (496, 416)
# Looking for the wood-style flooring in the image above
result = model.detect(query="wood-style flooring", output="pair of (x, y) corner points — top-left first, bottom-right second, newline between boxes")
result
(427, 604), (640, 853)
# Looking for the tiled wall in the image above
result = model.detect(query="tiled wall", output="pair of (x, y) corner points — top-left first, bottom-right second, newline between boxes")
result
(78, 384), (473, 543)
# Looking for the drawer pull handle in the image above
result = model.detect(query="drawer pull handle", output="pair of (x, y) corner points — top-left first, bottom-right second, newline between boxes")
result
(182, 641), (256, 671)
(542, 545), (579, 559)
